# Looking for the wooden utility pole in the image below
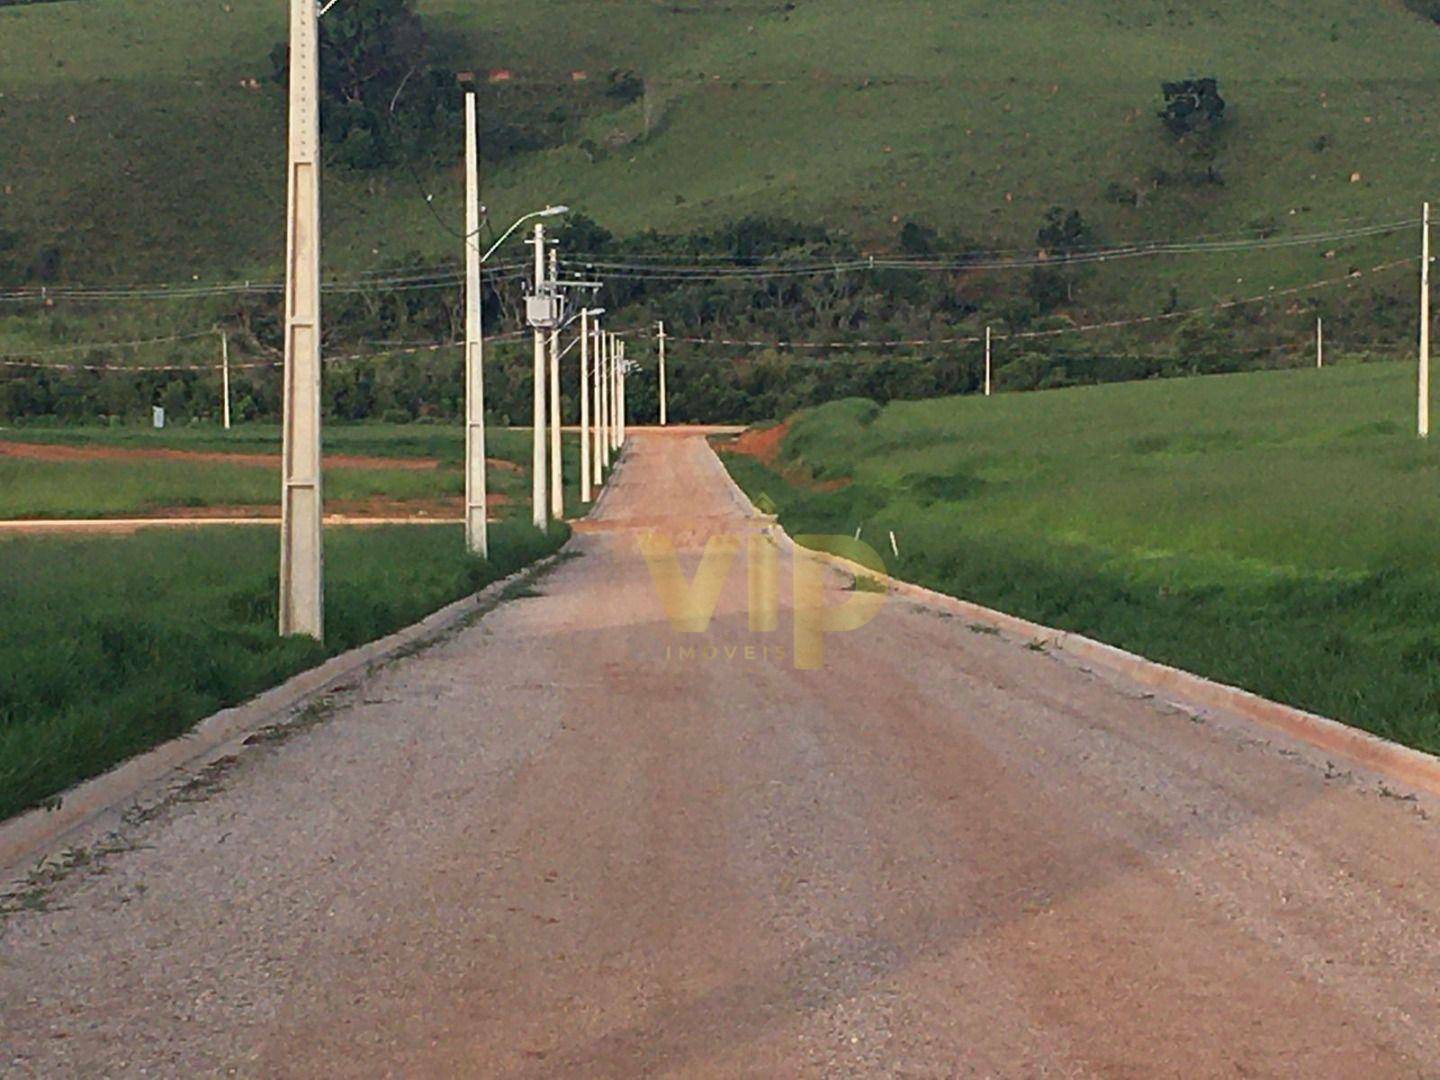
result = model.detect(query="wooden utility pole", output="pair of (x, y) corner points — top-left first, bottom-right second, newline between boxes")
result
(531, 223), (548, 528)
(657, 321), (668, 425)
(220, 330), (231, 431)
(1422, 202), (1432, 439)
(463, 91), (488, 556)
(279, 0), (323, 640)
(580, 309), (592, 503)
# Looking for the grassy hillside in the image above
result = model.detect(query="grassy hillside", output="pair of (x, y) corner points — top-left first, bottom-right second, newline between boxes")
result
(719, 361), (1440, 753)
(1, 0), (1435, 288)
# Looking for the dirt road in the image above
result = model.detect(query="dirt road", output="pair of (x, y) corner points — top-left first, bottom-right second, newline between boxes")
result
(4, 429), (1440, 1076)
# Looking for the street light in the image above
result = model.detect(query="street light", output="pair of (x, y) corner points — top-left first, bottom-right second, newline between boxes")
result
(475, 205), (569, 264)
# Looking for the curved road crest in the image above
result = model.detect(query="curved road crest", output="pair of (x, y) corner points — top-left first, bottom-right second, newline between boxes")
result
(4, 430), (1440, 1075)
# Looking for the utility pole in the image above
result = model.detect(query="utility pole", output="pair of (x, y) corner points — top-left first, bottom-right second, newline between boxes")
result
(1316, 317), (1324, 370)
(601, 330), (612, 470)
(598, 319), (607, 480)
(220, 330), (231, 431)
(984, 325), (992, 398)
(278, 0), (323, 640)
(619, 339), (627, 445)
(1422, 202), (1432, 439)
(463, 90), (488, 556)
(548, 248), (563, 522)
(580, 309), (592, 503)
(530, 224), (548, 527)
(611, 335), (621, 450)
(657, 320), (668, 426)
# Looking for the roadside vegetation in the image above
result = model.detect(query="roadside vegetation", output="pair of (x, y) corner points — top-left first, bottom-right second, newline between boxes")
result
(720, 361), (1440, 754)
(0, 521), (568, 819)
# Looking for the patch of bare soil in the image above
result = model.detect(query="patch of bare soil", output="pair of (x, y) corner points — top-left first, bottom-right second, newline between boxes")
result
(723, 421), (849, 492)
(725, 421), (790, 466)
(0, 441), (442, 471)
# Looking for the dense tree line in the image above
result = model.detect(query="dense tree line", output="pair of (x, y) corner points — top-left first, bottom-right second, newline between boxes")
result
(0, 206), (1408, 425)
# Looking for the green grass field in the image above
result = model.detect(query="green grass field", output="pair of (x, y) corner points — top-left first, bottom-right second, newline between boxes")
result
(720, 360), (1440, 753)
(0, 0), (1432, 292)
(0, 520), (568, 820)
(0, 423), (584, 517)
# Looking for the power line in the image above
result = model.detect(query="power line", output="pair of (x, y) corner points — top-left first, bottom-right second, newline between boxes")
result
(668, 257), (1417, 351)
(568, 220), (1417, 281)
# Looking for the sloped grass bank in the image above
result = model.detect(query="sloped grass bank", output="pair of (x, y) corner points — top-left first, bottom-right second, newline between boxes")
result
(719, 364), (1440, 754)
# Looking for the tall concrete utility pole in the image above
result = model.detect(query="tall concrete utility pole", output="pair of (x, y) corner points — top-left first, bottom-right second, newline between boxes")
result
(1422, 202), (1432, 439)
(279, 0), (323, 640)
(580, 309), (592, 503)
(548, 248), (564, 521)
(1316, 317), (1324, 370)
(531, 224), (548, 528)
(601, 330), (612, 471)
(618, 339), (627, 445)
(593, 316), (604, 478)
(657, 321), (668, 426)
(463, 91), (488, 556)
(220, 330), (231, 431)
(984, 326), (992, 398)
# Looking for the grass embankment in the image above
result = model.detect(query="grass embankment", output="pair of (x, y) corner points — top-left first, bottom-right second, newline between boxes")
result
(0, 521), (568, 820)
(720, 361), (1440, 753)
(0, 424), (581, 518)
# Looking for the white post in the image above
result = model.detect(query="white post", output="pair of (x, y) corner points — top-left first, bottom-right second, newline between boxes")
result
(531, 223), (548, 528)
(580, 309), (592, 503)
(1422, 202), (1431, 439)
(657, 321), (668, 426)
(548, 248), (563, 521)
(1316, 316), (1324, 370)
(593, 318), (606, 480)
(278, 0), (323, 640)
(613, 336), (623, 449)
(984, 325), (992, 397)
(220, 330), (231, 430)
(601, 331), (613, 469)
(463, 92), (488, 556)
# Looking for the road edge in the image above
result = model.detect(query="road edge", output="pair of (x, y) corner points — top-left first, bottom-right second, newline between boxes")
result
(0, 544), (574, 882)
(707, 440), (1440, 801)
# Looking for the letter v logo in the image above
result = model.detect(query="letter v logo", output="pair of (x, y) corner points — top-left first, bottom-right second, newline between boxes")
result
(639, 532), (742, 633)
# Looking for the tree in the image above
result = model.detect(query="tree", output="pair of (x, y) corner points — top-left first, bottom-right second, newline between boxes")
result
(269, 0), (460, 169)
(898, 221), (939, 256)
(1158, 78), (1228, 185)
(1031, 206), (1093, 308)
(1159, 78), (1227, 139)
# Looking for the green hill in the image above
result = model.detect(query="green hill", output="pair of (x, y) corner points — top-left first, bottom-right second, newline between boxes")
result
(2, 0), (1436, 283)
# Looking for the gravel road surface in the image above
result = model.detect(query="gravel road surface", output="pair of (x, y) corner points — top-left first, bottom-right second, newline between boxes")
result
(4, 429), (1440, 1076)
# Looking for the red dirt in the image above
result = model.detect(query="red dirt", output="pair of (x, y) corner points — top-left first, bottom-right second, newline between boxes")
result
(0, 441), (441, 471)
(725, 421), (790, 466)
(127, 496), (491, 519)
(723, 420), (849, 492)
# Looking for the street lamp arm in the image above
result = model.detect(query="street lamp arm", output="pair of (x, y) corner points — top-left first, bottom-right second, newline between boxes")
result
(475, 206), (569, 263)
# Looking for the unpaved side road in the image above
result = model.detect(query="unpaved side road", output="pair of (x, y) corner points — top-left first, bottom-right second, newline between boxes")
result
(4, 430), (1440, 1076)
